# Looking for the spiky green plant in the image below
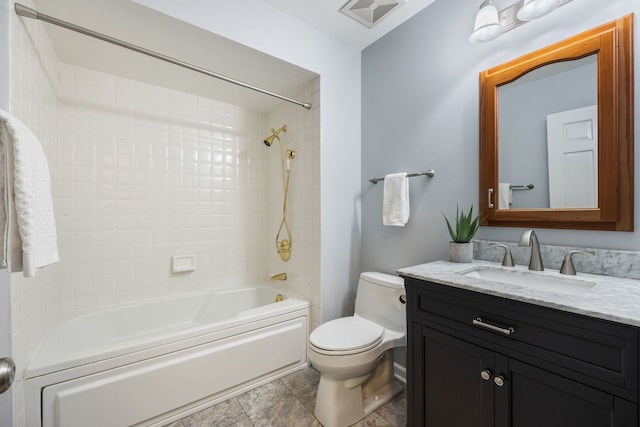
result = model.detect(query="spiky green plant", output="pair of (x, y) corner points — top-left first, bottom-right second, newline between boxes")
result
(443, 205), (480, 243)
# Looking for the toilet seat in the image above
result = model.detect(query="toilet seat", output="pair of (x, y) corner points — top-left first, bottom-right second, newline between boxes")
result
(309, 316), (384, 355)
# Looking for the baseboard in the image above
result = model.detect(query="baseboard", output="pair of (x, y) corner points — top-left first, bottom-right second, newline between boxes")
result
(394, 362), (406, 384)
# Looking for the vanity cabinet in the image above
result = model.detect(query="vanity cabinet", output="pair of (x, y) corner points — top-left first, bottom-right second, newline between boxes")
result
(404, 277), (639, 427)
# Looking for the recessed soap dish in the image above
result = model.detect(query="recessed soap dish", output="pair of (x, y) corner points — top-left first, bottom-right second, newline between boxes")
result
(171, 254), (196, 273)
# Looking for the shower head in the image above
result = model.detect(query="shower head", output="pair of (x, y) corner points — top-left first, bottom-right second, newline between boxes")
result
(263, 135), (275, 147)
(263, 125), (287, 147)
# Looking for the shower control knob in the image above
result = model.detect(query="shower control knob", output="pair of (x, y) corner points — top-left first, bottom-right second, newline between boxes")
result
(480, 370), (491, 381)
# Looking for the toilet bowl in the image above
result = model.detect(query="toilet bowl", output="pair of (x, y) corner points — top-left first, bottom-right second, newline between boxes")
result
(308, 272), (406, 427)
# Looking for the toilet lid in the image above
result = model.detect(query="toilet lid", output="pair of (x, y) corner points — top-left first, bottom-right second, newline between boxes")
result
(309, 316), (384, 352)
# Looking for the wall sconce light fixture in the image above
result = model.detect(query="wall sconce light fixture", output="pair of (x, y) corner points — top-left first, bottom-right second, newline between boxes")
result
(469, 0), (572, 44)
(469, 0), (503, 44)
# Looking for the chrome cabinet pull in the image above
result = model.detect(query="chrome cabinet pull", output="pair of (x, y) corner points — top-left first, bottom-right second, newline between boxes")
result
(488, 188), (495, 209)
(494, 375), (506, 387)
(480, 370), (492, 381)
(472, 317), (515, 336)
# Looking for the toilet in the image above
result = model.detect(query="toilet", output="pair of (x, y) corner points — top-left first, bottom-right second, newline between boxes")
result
(308, 272), (406, 427)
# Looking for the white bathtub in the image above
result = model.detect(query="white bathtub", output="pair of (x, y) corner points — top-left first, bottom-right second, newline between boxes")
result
(24, 286), (310, 427)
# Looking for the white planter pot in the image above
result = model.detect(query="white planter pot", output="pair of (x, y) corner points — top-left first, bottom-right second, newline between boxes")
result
(449, 242), (473, 263)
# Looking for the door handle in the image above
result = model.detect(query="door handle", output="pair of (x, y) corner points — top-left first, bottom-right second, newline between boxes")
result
(0, 357), (15, 395)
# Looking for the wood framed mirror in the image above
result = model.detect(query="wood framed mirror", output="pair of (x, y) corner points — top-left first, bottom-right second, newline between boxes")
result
(479, 14), (634, 231)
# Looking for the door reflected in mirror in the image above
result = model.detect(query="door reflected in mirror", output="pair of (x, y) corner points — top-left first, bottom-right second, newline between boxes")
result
(498, 55), (597, 209)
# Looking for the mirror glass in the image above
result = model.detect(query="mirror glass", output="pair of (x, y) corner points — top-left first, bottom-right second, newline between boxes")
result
(498, 55), (597, 209)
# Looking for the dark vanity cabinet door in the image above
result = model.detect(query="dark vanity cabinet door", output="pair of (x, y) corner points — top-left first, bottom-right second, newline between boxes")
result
(419, 326), (494, 427)
(504, 357), (637, 427)
(405, 277), (639, 427)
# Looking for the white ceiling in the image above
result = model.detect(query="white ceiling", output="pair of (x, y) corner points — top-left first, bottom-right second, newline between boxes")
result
(259, 0), (437, 50)
(26, 0), (437, 112)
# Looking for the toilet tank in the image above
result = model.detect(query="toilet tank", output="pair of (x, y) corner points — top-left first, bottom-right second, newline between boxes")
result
(354, 272), (405, 332)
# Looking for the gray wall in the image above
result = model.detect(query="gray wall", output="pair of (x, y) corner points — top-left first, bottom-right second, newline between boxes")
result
(361, 0), (640, 276)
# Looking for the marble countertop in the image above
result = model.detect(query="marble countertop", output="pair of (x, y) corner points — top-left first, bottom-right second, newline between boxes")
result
(397, 260), (640, 328)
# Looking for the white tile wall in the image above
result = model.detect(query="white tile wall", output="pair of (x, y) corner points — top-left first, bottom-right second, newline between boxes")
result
(8, 4), (321, 425)
(56, 63), (281, 311)
(267, 78), (321, 330)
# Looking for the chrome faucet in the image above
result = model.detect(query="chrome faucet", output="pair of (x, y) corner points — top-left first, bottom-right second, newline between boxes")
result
(519, 230), (543, 271)
(269, 272), (287, 283)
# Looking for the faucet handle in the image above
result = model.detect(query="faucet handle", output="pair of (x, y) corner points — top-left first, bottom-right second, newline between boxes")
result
(559, 250), (595, 275)
(490, 244), (514, 267)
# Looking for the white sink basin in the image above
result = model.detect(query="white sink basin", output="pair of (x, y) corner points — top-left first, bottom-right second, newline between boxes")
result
(460, 267), (595, 295)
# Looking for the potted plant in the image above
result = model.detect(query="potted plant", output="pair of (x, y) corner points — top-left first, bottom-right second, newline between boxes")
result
(443, 205), (480, 263)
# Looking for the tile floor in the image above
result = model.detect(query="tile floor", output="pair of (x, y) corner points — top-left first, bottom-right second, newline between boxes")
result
(165, 366), (407, 427)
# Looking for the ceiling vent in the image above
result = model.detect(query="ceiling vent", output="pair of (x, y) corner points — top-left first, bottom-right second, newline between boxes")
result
(339, 0), (405, 28)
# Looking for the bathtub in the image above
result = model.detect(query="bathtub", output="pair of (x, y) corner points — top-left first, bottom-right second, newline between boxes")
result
(24, 286), (310, 427)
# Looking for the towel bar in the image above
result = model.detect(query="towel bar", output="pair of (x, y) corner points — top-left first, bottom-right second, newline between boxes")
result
(369, 169), (435, 184)
(510, 184), (534, 190)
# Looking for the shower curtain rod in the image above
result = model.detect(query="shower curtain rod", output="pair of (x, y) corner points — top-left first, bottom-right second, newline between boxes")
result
(14, 3), (313, 111)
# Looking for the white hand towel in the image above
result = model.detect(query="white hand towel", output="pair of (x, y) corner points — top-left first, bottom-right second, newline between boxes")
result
(0, 110), (59, 277)
(383, 173), (410, 226)
(498, 182), (511, 209)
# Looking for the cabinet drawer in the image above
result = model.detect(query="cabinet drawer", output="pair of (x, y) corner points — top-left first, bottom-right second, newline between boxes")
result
(407, 278), (639, 398)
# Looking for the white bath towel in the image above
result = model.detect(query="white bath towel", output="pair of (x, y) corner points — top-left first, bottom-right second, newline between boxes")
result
(383, 173), (410, 226)
(0, 110), (59, 277)
(498, 182), (511, 209)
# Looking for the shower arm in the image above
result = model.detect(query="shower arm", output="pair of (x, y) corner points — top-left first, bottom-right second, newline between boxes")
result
(14, 3), (312, 111)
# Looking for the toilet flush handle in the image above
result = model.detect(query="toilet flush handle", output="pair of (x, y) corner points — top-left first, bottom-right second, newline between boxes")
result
(393, 288), (407, 307)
